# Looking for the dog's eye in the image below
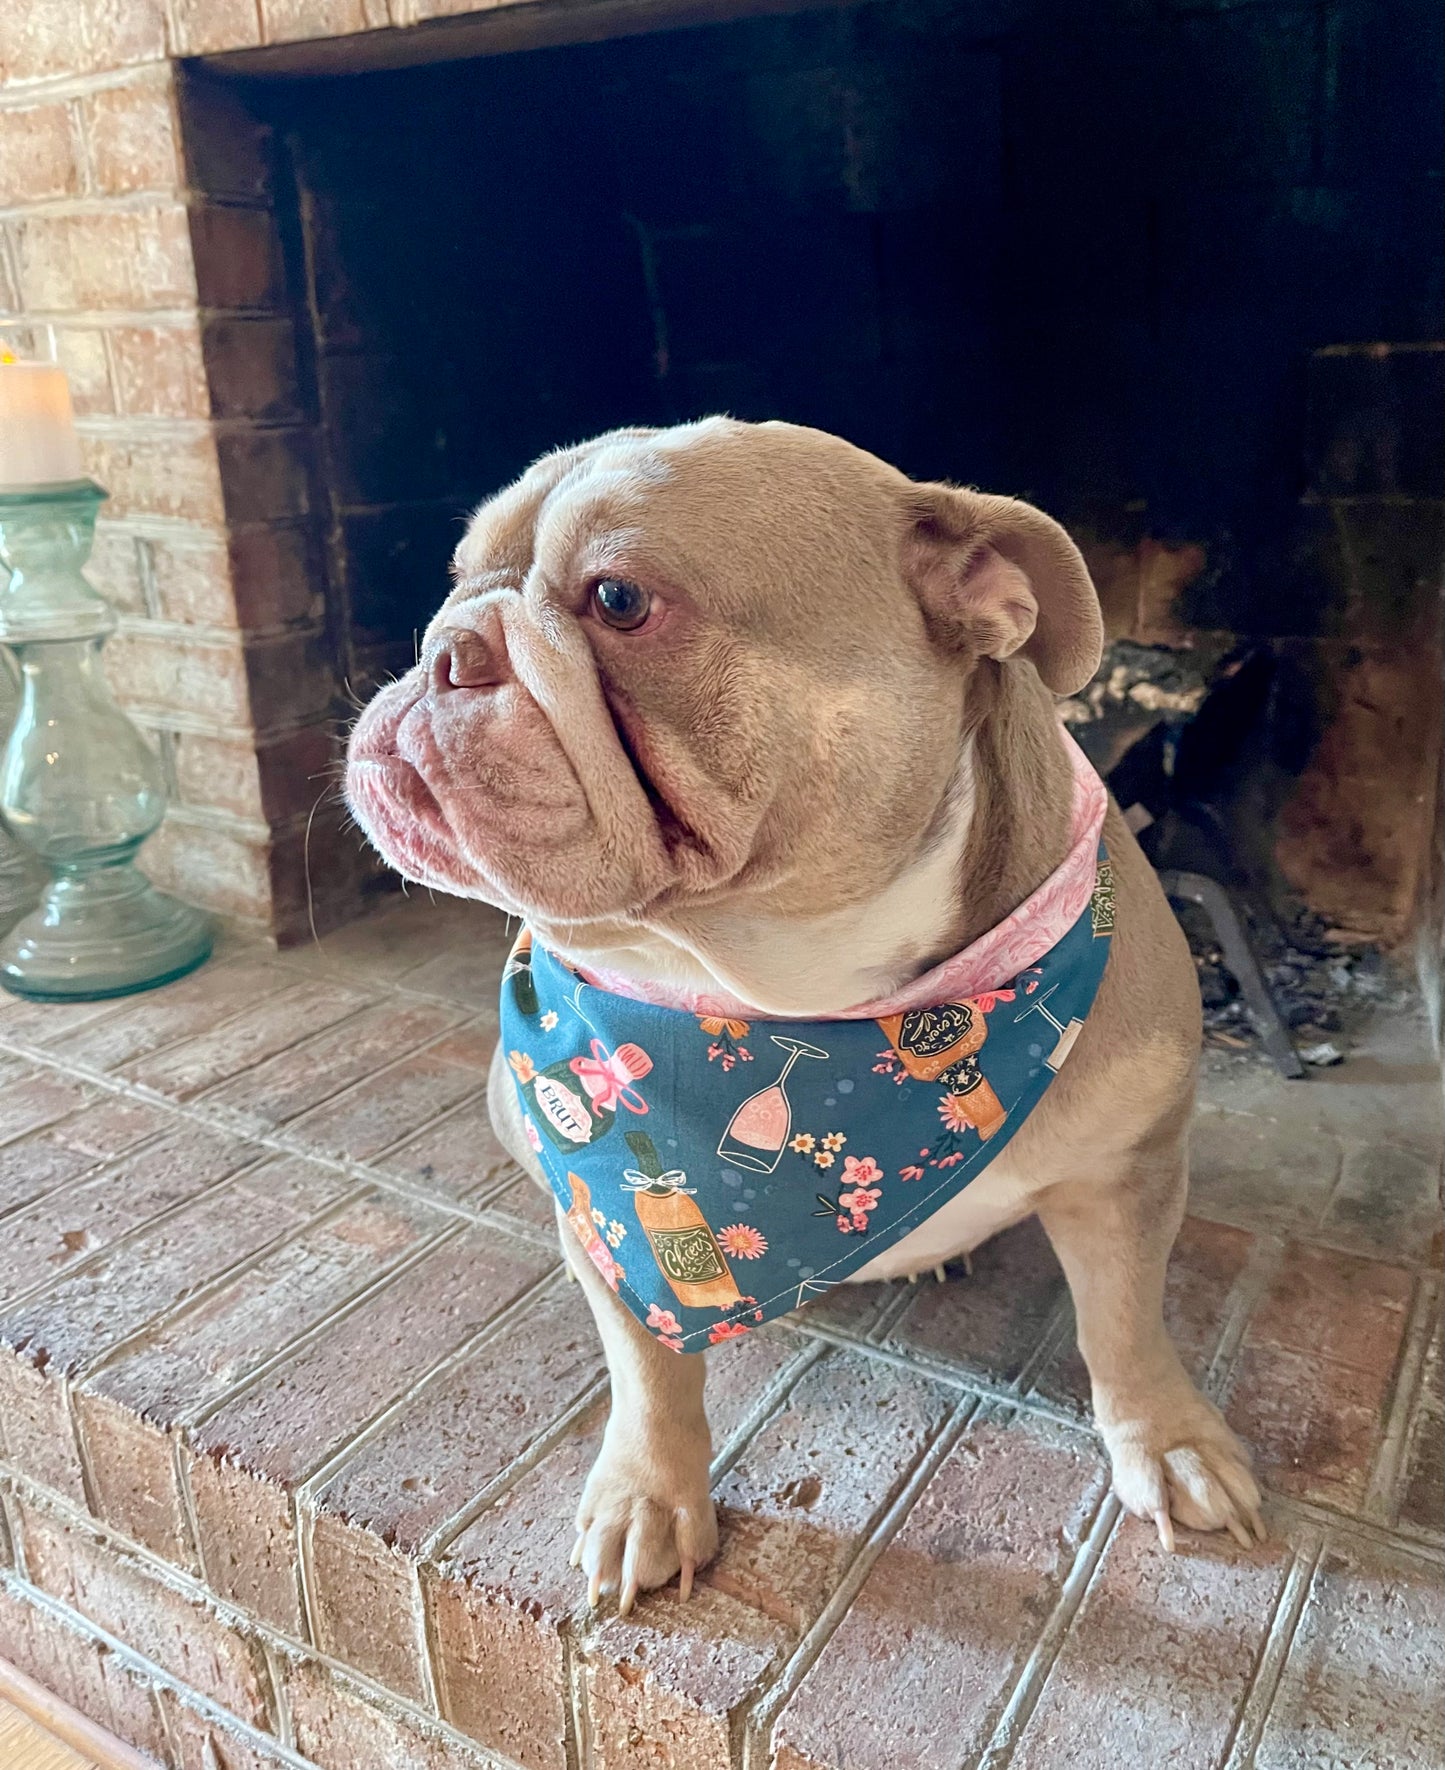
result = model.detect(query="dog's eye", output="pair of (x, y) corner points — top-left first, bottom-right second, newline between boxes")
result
(591, 578), (651, 631)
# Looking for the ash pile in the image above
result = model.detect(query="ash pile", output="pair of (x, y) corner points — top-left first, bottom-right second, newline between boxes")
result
(1177, 898), (1413, 1066)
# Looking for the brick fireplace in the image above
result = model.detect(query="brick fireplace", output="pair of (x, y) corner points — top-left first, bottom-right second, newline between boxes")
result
(1, 0), (1440, 966)
(1, 7), (1443, 1766)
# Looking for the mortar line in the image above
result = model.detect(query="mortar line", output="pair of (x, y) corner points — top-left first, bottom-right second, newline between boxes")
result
(0, 1031), (512, 1232)
(186, 989), (477, 1117)
(0, 1118), (179, 1226)
(710, 1337), (832, 1483)
(1205, 1232), (1288, 1400)
(0, 1472), (29, 1580)
(743, 1393), (979, 1770)
(292, 1488), (322, 1657)
(972, 1489), (1123, 1770)
(410, 1558), (443, 1716)
(123, 984), (386, 1096)
(861, 1271), (939, 1343)
(792, 1317), (1094, 1434)
(0, 1082), (111, 1157)
(1364, 1269), (1442, 1522)
(421, 1374), (610, 1562)
(194, 1001), (496, 1150)
(0, 1141), (284, 1319)
(1219, 1530), (1324, 1770)
(61, 1375), (104, 1523)
(75, 1180), (375, 1386)
(416, 1554), (453, 1744)
(0, 63), (183, 105)
(11, 942), (335, 1077)
(563, 1625), (593, 1770)
(1012, 1293), (1078, 1394)
(295, 1263), (567, 1505)
(172, 1426), (212, 1592)
(185, 1220), (467, 1432)
(0, 1113), (208, 1227)
(0, 1481), (523, 1769)
(0, 1566), (318, 1770)
(1266, 1490), (1445, 1567)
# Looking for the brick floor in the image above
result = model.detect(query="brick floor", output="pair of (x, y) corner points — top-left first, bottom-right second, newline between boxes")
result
(0, 891), (1440, 1770)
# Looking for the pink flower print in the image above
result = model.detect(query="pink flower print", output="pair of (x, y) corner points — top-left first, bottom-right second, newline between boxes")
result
(700, 1016), (753, 1071)
(840, 1155), (882, 1188)
(658, 1335), (685, 1353)
(646, 1304), (682, 1336)
(708, 1320), (750, 1344)
(587, 1241), (622, 1292)
(938, 1094), (974, 1134)
(838, 1185), (881, 1215)
(718, 1224), (768, 1260)
(836, 1213), (854, 1233)
(850, 1211), (870, 1233)
(900, 1164), (926, 1182)
(523, 1115), (543, 1153)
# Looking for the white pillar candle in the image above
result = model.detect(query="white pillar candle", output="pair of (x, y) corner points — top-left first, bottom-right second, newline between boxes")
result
(0, 358), (85, 489)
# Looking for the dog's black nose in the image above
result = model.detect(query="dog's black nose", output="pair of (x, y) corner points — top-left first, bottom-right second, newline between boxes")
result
(431, 624), (505, 693)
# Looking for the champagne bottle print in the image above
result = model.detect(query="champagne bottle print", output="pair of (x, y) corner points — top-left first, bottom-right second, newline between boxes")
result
(523, 1040), (653, 1151)
(623, 1130), (743, 1311)
(504, 929), (539, 1016)
(563, 1172), (623, 1292)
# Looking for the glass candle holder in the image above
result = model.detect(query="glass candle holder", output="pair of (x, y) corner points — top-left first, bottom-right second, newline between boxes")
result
(0, 480), (212, 1000)
(0, 649), (41, 937)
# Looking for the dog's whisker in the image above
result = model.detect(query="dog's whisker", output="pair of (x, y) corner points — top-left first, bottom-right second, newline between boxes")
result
(302, 787), (330, 949)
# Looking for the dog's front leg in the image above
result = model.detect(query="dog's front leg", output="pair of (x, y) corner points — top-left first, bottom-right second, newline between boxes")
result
(558, 1214), (719, 1612)
(1037, 1152), (1264, 1550)
(487, 1045), (718, 1608)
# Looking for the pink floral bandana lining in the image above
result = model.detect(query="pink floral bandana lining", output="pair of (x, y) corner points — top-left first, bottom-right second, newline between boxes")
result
(578, 728), (1109, 1022)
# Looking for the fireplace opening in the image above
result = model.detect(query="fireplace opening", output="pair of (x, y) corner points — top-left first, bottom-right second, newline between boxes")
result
(182, 0), (1443, 1024)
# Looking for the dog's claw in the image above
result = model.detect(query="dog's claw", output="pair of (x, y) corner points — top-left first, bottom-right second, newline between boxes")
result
(587, 1568), (604, 1609)
(569, 1533), (584, 1569)
(1249, 1508), (1268, 1544)
(1154, 1508), (1176, 1553)
(1226, 1514), (1253, 1550)
(678, 1558), (695, 1603)
(960, 1250), (973, 1278)
(933, 1264), (947, 1284)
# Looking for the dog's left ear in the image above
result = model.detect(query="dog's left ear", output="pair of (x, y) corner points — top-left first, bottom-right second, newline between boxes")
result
(901, 483), (1104, 696)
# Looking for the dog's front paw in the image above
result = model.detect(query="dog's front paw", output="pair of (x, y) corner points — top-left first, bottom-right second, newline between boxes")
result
(1098, 1386), (1265, 1552)
(571, 1429), (718, 1616)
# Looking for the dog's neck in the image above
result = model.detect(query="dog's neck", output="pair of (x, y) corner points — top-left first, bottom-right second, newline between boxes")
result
(547, 663), (1076, 1018)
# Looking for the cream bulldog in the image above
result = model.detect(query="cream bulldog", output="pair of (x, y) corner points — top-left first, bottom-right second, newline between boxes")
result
(346, 418), (1263, 1616)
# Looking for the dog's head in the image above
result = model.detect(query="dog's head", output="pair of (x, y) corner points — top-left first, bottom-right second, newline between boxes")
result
(346, 419), (1101, 968)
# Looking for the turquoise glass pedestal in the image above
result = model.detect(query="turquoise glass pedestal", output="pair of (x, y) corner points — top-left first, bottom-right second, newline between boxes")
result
(0, 480), (212, 1000)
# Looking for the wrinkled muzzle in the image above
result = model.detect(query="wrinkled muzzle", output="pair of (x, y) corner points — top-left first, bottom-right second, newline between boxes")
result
(345, 595), (674, 920)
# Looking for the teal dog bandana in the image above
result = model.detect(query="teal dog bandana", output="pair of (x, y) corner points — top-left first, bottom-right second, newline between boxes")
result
(500, 851), (1115, 1352)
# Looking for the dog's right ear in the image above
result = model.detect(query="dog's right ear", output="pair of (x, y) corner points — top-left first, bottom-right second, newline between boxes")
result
(901, 483), (1104, 696)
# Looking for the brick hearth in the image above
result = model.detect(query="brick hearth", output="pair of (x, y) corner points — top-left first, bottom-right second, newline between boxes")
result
(0, 894), (1440, 1770)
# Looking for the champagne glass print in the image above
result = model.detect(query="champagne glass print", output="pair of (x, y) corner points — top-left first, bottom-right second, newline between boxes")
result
(1014, 984), (1085, 1072)
(718, 1036), (828, 1172)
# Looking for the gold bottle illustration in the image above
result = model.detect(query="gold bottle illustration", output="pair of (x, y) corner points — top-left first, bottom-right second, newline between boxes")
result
(878, 1001), (1007, 1139)
(623, 1130), (743, 1311)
